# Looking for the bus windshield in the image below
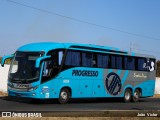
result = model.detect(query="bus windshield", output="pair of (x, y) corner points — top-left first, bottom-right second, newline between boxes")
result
(9, 51), (43, 83)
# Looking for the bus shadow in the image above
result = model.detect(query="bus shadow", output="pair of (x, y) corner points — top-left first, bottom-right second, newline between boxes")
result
(69, 98), (146, 104)
(0, 96), (33, 103)
(0, 96), (147, 104)
(0, 96), (57, 104)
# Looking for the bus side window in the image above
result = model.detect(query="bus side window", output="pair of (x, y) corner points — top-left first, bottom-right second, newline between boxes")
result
(149, 59), (155, 72)
(43, 61), (53, 77)
(97, 54), (109, 68)
(42, 50), (64, 83)
(111, 55), (116, 69)
(138, 58), (155, 72)
(58, 51), (63, 65)
(116, 56), (123, 69)
(48, 51), (58, 67)
(92, 53), (97, 67)
(82, 52), (93, 67)
(124, 57), (135, 70)
(138, 58), (146, 71)
(65, 50), (81, 66)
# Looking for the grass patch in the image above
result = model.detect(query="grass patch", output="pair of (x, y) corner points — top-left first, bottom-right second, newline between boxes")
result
(0, 91), (7, 96)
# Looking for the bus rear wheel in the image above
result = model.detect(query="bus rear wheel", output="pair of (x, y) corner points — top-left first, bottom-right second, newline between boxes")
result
(132, 89), (140, 102)
(58, 88), (70, 104)
(123, 89), (132, 103)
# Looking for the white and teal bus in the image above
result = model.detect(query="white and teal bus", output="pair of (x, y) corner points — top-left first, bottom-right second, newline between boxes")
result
(1, 42), (156, 103)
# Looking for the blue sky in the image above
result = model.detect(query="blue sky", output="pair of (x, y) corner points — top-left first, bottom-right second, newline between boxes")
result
(0, 0), (160, 59)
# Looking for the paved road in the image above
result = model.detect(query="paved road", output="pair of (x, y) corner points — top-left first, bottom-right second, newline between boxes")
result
(0, 96), (159, 111)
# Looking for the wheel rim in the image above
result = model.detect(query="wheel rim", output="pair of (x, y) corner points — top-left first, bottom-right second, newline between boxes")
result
(134, 91), (139, 99)
(125, 92), (130, 100)
(60, 91), (67, 100)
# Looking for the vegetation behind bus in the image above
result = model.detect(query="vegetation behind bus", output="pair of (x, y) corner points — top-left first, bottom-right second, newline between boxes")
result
(0, 57), (12, 65)
(157, 60), (160, 77)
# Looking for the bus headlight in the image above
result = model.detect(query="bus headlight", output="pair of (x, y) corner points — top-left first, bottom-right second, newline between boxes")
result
(28, 86), (38, 92)
(8, 86), (11, 89)
(8, 82), (14, 88)
(8, 82), (14, 90)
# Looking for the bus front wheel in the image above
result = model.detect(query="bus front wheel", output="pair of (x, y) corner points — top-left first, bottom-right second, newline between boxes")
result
(58, 88), (70, 104)
(123, 89), (132, 103)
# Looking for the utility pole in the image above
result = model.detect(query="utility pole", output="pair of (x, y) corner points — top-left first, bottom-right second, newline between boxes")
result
(130, 42), (132, 52)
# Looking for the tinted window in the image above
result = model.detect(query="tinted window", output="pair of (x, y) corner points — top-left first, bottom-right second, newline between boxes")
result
(138, 58), (146, 71)
(116, 56), (123, 69)
(97, 54), (109, 68)
(124, 57), (135, 70)
(47, 50), (64, 66)
(82, 52), (93, 67)
(42, 50), (64, 83)
(147, 59), (155, 71)
(65, 51), (81, 66)
(111, 55), (116, 69)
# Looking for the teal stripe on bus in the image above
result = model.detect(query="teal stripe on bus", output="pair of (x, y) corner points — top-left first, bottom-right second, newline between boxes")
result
(108, 69), (113, 73)
(122, 70), (129, 85)
(117, 70), (122, 75)
(131, 52), (135, 56)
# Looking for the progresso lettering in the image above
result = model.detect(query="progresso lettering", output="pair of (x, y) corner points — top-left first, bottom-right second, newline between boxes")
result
(72, 70), (98, 77)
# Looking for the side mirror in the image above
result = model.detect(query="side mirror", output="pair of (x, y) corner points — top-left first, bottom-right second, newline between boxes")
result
(35, 56), (51, 68)
(1, 54), (14, 67)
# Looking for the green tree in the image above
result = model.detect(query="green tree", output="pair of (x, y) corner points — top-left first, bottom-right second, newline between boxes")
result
(0, 57), (12, 65)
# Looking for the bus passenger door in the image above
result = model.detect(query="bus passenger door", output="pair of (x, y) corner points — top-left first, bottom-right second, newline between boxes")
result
(40, 61), (53, 99)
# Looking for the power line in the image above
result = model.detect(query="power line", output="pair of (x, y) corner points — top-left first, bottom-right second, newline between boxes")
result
(122, 46), (160, 55)
(5, 0), (160, 58)
(5, 0), (160, 41)
(133, 48), (160, 54)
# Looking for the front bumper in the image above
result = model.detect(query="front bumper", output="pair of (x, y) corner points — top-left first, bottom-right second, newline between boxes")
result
(8, 89), (40, 98)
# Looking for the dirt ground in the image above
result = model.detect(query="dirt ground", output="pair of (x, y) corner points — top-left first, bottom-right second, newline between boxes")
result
(153, 94), (160, 98)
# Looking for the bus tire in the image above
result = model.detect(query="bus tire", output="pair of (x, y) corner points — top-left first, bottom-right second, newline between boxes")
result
(132, 89), (140, 102)
(123, 89), (132, 103)
(58, 88), (70, 104)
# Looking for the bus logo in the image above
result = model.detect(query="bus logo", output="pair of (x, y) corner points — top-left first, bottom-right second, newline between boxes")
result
(105, 72), (121, 95)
